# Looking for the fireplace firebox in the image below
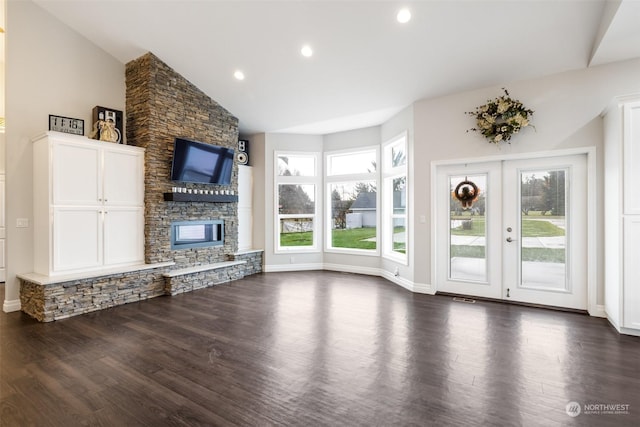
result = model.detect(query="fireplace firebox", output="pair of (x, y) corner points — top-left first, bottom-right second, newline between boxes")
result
(171, 220), (224, 250)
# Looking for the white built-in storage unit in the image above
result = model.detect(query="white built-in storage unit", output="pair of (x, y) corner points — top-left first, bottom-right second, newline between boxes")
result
(238, 165), (253, 251)
(32, 132), (145, 276)
(0, 172), (5, 282)
(604, 97), (640, 336)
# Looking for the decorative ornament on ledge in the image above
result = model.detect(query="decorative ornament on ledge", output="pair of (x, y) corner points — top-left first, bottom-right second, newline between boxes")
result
(466, 88), (534, 144)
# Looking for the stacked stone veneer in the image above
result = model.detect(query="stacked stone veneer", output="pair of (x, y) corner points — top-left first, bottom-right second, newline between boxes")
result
(165, 251), (264, 296)
(126, 52), (240, 266)
(20, 270), (166, 322)
(19, 52), (262, 322)
(125, 52), (262, 283)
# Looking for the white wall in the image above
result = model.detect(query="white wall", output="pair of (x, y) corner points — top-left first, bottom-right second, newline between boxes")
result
(413, 57), (640, 306)
(4, 1), (125, 311)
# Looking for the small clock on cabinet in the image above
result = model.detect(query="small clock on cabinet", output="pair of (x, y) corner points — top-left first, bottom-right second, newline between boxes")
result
(49, 115), (84, 136)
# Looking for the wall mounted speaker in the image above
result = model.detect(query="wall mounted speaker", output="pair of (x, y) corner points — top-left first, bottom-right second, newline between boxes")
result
(237, 139), (249, 165)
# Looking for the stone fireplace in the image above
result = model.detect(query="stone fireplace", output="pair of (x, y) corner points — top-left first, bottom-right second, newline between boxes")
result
(125, 52), (239, 267)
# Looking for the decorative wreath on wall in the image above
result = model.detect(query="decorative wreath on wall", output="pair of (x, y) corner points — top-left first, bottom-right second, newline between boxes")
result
(466, 88), (534, 144)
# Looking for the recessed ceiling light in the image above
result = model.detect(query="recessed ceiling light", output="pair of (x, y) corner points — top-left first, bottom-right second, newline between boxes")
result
(234, 70), (245, 81)
(301, 45), (313, 58)
(397, 8), (411, 24)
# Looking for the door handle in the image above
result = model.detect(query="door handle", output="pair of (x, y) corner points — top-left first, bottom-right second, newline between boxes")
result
(506, 237), (516, 242)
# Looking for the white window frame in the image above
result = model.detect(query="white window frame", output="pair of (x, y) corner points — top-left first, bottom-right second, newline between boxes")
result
(382, 132), (408, 264)
(274, 151), (322, 253)
(325, 145), (380, 256)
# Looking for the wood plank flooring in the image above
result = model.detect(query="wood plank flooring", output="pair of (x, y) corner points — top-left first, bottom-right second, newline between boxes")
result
(1, 271), (639, 426)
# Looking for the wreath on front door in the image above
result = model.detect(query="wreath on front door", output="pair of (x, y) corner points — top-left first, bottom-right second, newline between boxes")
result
(453, 178), (480, 209)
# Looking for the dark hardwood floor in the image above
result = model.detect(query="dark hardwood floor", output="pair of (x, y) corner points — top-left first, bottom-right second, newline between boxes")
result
(1, 271), (639, 426)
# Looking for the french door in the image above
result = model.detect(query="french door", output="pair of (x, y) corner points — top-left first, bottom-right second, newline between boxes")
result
(435, 154), (587, 310)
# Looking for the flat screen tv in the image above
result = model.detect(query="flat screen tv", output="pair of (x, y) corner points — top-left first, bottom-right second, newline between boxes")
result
(171, 137), (234, 185)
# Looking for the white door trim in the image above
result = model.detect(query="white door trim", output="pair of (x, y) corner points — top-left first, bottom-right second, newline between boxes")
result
(431, 147), (599, 317)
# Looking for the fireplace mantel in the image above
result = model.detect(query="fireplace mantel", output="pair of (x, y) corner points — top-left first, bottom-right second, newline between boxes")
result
(163, 192), (238, 203)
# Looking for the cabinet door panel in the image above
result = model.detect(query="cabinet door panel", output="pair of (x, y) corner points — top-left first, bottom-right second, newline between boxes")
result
(623, 217), (640, 329)
(624, 102), (640, 214)
(103, 207), (144, 266)
(53, 142), (101, 205)
(103, 149), (144, 206)
(238, 165), (253, 208)
(238, 208), (253, 251)
(53, 208), (102, 272)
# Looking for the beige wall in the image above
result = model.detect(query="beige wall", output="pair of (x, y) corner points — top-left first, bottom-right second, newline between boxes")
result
(4, 1), (125, 310)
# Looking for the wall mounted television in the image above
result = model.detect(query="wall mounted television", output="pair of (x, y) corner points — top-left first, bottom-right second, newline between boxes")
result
(170, 137), (234, 185)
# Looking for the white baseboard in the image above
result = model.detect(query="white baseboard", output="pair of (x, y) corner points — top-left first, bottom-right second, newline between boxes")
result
(266, 262), (433, 295)
(411, 282), (435, 295)
(3, 298), (21, 313)
(381, 272), (434, 295)
(619, 326), (640, 337)
(590, 304), (607, 318)
(264, 263), (323, 273)
(323, 263), (380, 276)
(379, 269), (414, 291)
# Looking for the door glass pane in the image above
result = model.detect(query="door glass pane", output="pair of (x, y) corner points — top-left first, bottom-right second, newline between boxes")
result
(520, 169), (567, 290)
(449, 174), (487, 282)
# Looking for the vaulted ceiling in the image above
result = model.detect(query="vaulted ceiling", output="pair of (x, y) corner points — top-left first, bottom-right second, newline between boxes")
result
(32, 0), (640, 135)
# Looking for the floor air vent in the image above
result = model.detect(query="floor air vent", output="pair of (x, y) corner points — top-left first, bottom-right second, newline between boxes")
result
(452, 297), (476, 304)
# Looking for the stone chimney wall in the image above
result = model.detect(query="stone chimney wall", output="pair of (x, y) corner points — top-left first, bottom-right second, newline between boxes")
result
(125, 52), (239, 267)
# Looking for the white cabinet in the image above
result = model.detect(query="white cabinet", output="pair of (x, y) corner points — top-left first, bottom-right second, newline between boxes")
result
(238, 165), (253, 251)
(623, 217), (640, 329)
(623, 102), (640, 215)
(33, 132), (145, 276)
(0, 173), (5, 282)
(604, 97), (640, 335)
